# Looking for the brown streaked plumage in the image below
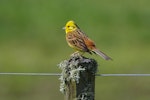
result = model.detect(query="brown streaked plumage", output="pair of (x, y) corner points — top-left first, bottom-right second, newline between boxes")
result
(63, 20), (112, 60)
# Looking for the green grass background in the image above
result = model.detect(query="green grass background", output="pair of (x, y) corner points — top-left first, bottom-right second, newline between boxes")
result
(0, 0), (150, 100)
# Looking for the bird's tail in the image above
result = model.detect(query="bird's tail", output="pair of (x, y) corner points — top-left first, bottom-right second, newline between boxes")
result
(92, 49), (112, 60)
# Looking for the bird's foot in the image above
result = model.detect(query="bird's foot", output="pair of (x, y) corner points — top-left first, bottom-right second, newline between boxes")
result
(70, 51), (81, 57)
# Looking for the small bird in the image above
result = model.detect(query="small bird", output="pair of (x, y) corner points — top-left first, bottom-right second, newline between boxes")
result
(63, 20), (112, 60)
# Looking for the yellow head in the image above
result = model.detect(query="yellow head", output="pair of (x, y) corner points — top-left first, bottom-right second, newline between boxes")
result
(63, 20), (78, 33)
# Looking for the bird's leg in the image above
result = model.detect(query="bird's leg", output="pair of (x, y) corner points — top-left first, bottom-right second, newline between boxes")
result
(80, 52), (85, 56)
(70, 51), (80, 57)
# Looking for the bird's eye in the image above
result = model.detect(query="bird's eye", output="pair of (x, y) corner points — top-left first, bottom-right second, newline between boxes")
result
(67, 26), (70, 28)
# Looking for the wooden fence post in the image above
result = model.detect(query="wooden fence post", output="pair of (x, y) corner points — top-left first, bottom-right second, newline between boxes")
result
(58, 54), (98, 100)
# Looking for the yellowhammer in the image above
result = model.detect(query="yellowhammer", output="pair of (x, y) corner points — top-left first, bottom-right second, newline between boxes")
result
(63, 20), (112, 60)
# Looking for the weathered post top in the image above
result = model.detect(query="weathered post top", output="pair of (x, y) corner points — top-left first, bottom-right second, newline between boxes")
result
(58, 54), (98, 100)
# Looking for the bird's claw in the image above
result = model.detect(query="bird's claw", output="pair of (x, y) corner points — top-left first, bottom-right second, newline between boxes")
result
(70, 51), (80, 57)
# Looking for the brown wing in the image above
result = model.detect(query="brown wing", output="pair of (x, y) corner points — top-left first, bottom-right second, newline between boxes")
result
(84, 37), (96, 50)
(66, 30), (90, 52)
(77, 29), (97, 50)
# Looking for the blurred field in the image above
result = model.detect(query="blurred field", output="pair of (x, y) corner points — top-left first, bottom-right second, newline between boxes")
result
(0, 0), (150, 100)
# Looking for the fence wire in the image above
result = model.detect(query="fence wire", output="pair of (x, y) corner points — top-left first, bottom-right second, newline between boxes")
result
(0, 73), (61, 76)
(0, 73), (150, 77)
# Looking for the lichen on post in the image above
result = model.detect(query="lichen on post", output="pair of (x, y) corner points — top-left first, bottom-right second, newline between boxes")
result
(58, 54), (98, 100)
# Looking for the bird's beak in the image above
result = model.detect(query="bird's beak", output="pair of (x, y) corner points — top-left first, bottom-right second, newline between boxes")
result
(62, 27), (66, 30)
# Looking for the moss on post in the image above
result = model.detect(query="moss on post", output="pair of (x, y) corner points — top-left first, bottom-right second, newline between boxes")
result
(58, 54), (98, 100)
